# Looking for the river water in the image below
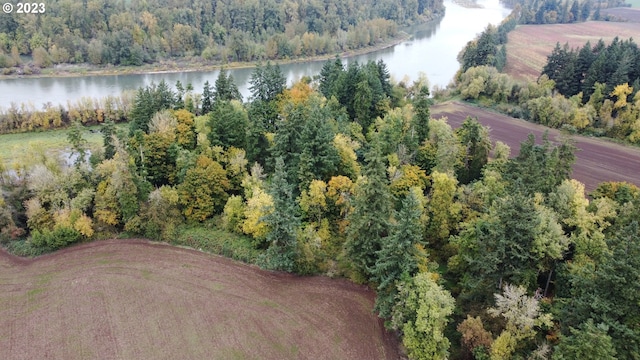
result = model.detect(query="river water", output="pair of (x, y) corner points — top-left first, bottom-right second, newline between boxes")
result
(0, 0), (510, 109)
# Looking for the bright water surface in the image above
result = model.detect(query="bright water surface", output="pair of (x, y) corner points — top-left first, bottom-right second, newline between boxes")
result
(0, 0), (510, 108)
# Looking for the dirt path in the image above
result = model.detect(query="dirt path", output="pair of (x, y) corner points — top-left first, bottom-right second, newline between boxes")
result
(0, 239), (401, 360)
(432, 101), (640, 192)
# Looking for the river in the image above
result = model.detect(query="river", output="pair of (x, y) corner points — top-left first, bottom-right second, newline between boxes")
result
(0, 0), (510, 109)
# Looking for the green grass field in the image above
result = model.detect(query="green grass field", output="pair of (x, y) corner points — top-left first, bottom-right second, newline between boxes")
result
(0, 125), (125, 165)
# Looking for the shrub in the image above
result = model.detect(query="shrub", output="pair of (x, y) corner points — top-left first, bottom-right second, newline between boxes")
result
(31, 226), (82, 250)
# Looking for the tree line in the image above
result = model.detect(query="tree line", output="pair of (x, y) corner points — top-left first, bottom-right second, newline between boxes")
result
(501, 0), (624, 24)
(457, 0), (626, 75)
(2, 58), (640, 359)
(0, 0), (444, 72)
(455, 38), (640, 145)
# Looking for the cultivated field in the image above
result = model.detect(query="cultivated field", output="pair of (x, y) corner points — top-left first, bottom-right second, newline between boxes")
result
(601, 7), (640, 20)
(0, 239), (400, 360)
(432, 101), (640, 192)
(503, 20), (640, 81)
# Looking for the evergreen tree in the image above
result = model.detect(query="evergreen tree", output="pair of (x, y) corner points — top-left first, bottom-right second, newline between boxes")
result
(249, 62), (286, 103)
(67, 121), (88, 168)
(129, 81), (175, 135)
(456, 117), (491, 184)
(101, 119), (116, 160)
(297, 100), (340, 192)
(559, 220), (640, 359)
(201, 80), (214, 114)
(372, 190), (424, 319)
(174, 80), (185, 109)
(259, 157), (300, 272)
(505, 133), (576, 196)
(412, 85), (432, 146)
(346, 143), (392, 280)
(213, 68), (242, 103)
(318, 57), (344, 99)
(552, 320), (617, 360)
(453, 193), (541, 301)
(208, 100), (249, 150)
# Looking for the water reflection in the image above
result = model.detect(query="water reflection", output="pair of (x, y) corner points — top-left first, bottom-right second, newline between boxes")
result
(0, 0), (510, 108)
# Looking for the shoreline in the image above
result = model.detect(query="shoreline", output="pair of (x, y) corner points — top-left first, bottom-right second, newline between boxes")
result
(0, 32), (414, 81)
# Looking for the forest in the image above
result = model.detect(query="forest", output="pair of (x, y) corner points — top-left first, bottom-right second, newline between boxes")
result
(0, 0), (444, 72)
(1, 57), (639, 359)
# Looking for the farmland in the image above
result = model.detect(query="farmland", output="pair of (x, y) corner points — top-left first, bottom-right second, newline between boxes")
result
(432, 101), (640, 192)
(503, 20), (640, 81)
(0, 239), (400, 360)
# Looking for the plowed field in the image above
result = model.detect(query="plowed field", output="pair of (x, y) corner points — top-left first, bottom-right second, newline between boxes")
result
(0, 239), (400, 360)
(504, 21), (640, 80)
(432, 101), (640, 191)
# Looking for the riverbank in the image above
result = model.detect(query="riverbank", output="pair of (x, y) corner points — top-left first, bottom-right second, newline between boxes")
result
(0, 31), (414, 81)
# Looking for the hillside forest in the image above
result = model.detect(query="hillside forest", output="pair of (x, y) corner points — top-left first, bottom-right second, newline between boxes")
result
(1, 57), (640, 359)
(0, 0), (444, 72)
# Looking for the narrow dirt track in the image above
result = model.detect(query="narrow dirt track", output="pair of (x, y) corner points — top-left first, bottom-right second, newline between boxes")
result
(432, 102), (640, 192)
(0, 239), (401, 360)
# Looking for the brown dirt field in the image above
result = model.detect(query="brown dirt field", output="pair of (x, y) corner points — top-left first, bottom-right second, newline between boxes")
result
(432, 101), (640, 192)
(0, 239), (401, 360)
(600, 7), (640, 22)
(503, 21), (640, 81)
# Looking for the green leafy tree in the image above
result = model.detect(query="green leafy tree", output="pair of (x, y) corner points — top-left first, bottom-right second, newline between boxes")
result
(391, 272), (455, 360)
(177, 155), (230, 221)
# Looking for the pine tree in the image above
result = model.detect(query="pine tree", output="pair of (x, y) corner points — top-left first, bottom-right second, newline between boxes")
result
(412, 85), (432, 146)
(456, 117), (491, 184)
(372, 190), (424, 319)
(346, 143), (392, 280)
(297, 98), (340, 192)
(318, 57), (344, 99)
(101, 119), (116, 160)
(201, 80), (213, 114)
(208, 100), (249, 150)
(259, 157), (300, 272)
(67, 121), (88, 168)
(214, 68), (242, 103)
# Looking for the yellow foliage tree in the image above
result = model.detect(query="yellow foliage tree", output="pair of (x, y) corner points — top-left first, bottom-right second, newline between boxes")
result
(299, 179), (328, 223)
(611, 83), (632, 110)
(333, 133), (361, 178)
(242, 187), (274, 245)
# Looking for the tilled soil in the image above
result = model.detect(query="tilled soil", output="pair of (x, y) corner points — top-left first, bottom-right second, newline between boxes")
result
(432, 101), (640, 192)
(503, 21), (640, 81)
(0, 239), (401, 360)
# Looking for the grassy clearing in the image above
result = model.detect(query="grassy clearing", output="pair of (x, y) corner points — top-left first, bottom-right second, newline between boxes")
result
(0, 124), (126, 165)
(171, 222), (260, 264)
